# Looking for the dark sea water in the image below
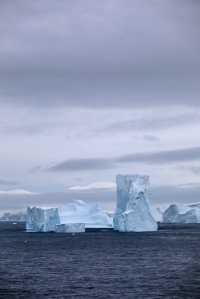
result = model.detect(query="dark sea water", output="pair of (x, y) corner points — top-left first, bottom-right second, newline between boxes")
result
(0, 223), (200, 299)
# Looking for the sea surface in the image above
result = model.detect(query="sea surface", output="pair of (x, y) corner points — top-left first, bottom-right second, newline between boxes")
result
(0, 222), (200, 298)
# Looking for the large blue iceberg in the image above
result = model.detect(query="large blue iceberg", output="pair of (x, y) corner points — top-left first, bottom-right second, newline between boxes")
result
(113, 175), (157, 232)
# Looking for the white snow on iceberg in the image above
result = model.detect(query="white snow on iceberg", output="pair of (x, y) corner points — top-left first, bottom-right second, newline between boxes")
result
(113, 175), (157, 232)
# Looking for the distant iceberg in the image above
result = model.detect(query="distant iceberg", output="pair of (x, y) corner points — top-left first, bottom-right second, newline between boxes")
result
(59, 200), (112, 228)
(163, 204), (200, 223)
(26, 207), (60, 232)
(113, 175), (157, 232)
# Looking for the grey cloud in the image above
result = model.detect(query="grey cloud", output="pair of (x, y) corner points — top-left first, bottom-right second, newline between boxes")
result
(188, 167), (200, 175)
(118, 147), (200, 164)
(178, 166), (200, 175)
(0, 0), (200, 108)
(46, 146), (200, 172)
(0, 179), (18, 186)
(1, 73), (200, 109)
(48, 158), (115, 172)
(143, 135), (160, 142)
(0, 120), (65, 136)
(102, 112), (200, 133)
(0, 123), (46, 135)
(151, 185), (200, 205)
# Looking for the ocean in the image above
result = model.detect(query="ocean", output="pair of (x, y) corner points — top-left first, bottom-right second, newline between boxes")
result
(0, 222), (200, 298)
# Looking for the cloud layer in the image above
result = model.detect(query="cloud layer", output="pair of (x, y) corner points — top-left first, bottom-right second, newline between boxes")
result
(47, 146), (200, 172)
(0, 0), (200, 108)
(0, 1), (199, 209)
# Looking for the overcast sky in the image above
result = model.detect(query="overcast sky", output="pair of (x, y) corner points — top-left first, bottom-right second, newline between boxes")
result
(0, 0), (200, 212)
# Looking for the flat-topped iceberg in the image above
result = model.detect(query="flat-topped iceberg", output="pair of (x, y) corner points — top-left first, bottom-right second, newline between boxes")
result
(163, 204), (200, 223)
(55, 223), (85, 233)
(59, 200), (112, 228)
(26, 200), (112, 232)
(113, 175), (157, 232)
(26, 207), (60, 232)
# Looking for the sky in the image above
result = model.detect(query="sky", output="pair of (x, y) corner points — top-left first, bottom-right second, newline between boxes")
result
(0, 0), (200, 212)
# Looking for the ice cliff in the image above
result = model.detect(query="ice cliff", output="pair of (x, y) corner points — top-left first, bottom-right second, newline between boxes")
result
(26, 207), (60, 232)
(113, 175), (158, 232)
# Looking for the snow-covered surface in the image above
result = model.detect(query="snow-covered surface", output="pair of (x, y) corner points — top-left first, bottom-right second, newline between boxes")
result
(163, 204), (200, 223)
(113, 175), (157, 232)
(55, 223), (85, 233)
(59, 200), (112, 228)
(26, 207), (60, 232)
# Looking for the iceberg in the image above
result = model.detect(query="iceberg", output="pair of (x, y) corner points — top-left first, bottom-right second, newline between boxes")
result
(163, 204), (200, 223)
(26, 200), (112, 232)
(59, 200), (112, 228)
(150, 206), (163, 223)
(55, 223), (85, 233)
(26, 207), (60, 232)
(113, 175), (157, 232)
(0, 211), (26, 222)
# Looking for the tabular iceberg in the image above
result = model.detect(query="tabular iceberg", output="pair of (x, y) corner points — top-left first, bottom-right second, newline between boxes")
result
(113, 175), (157, 232)
(59, 200), (112, 228)
(163, 204), (200, 223)
(55, 223), (85, 233)
(26, 207), (60, 232)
